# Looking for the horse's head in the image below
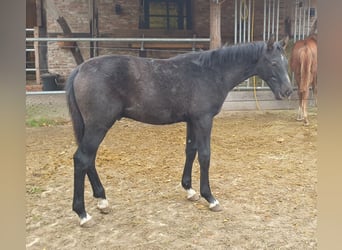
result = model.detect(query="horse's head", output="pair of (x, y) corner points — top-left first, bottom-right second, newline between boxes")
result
(256, 36), (293, 100)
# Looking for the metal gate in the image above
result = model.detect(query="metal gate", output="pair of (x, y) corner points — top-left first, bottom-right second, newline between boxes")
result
(293, 0), (317, 41)
(233, 0), (283, 89)
(234, 0), (282, 45)
(232, 0), (317, 90)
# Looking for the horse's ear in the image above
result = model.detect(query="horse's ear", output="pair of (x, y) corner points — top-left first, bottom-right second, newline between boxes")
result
(267, 34), (275, 51)
(279, 36), (289, 50)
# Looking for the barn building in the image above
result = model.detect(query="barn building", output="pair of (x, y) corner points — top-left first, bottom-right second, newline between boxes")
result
(26, 0), (317, 88)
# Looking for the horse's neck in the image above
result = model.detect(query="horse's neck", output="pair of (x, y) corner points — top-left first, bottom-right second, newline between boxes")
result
(218, 43), (262, 87)
(220, 54), (259, 91)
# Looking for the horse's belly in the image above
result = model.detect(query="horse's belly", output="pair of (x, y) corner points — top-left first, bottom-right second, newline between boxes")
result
(123, 105), (186, 125)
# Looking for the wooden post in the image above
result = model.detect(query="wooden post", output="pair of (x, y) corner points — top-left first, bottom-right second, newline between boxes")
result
(34, 27), (41, 84)
(35, 0), (48, 84)
(89, 0), (94, 58)
(210, 0), (222, 49)
(89, 0), (99, 58)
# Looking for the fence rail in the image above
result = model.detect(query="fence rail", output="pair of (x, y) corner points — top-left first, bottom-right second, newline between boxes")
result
(25, 35), (211, 74)
(26, 37), (211, 43)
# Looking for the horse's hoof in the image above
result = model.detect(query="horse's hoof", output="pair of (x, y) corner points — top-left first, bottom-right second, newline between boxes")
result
(209, 201), (222, 212)
(97, 199), (111, 214)
(188, 193), (200, 202)
(186, 188), (200, 201)
(80, 213), (93, 227)
(98, 206), (111, 214)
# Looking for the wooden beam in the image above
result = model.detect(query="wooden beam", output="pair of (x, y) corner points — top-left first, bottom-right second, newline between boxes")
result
(35, 0), (42, 26)
(56, 16), (84, 65)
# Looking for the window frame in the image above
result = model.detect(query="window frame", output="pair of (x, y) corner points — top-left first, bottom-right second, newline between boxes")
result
(139, 0), (192, 30)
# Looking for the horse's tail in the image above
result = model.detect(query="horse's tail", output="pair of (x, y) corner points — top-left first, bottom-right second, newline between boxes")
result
(299, 46), (313, 93)
(65, 66), (84, 145)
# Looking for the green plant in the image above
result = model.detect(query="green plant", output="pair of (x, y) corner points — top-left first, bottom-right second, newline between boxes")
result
(25, 118), (66, 127)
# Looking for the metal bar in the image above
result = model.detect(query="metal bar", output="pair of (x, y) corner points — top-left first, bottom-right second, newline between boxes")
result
(263, 0), (266, 41)
(272, 0), (275, 35)
(307, 0), (311, 36)
(248, 0), (251, 42)
(303, 0), (307, 37)
(276, 0), (280, 40)
(26, 28), (35, 32)
(294, 0), (298, 41)
(234, 86), (270, 91)
(298, 3), (302, 39)
(234, 0), (237, 44)
(243, 1), (246, 43)
(26, 91), (66, 95)
(26, 37), (211, 42)
(26, 69), (37, 72)
(267, 0), (271, 39)
(239, 0), (242, 43)
(26, 48), (35, 52)
(302, 3), (306, 39)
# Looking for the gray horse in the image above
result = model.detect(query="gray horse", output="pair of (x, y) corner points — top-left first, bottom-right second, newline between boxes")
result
(66, 36), (292, 226)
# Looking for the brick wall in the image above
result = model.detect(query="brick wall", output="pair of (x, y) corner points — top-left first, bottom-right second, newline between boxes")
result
(46, 0), (288, 79)
(98, 0), (140, 34)
(46, 0), (89, 78)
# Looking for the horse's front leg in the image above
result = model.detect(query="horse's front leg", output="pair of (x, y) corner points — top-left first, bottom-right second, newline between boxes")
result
(181, 122), (200, 201)
(194, 116), (222, 212)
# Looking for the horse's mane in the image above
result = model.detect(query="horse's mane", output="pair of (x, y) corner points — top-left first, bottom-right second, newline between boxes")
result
(197, 41), (266, 67)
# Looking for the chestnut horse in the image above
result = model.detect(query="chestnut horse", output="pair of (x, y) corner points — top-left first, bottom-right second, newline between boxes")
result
(290, 35), (317, 125)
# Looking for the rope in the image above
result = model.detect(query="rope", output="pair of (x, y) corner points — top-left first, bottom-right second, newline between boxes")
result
(240, 0), (249, 20)
(250, 0), (262, 111)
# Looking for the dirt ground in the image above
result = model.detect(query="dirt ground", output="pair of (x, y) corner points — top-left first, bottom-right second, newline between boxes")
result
(26, 110), (317, 249)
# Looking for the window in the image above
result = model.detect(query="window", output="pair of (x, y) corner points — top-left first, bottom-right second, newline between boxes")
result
(139, 0), (192, 30)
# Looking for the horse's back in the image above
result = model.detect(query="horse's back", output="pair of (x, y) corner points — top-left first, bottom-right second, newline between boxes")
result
(290, 36), (317, 92)
(69, 54), (191, 125)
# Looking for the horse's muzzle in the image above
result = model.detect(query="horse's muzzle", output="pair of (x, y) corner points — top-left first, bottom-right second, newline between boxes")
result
(277, 88), (293, 100)
(285, 89), (293, 98)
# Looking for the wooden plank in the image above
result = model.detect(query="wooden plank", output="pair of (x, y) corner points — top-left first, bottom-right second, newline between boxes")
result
(222, 90), (315, 110)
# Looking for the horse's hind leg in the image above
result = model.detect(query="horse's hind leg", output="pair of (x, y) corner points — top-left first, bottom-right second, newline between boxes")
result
(312, 77), (318, 106)
(296, 91), (304, 121)
(302, 90), (310, 125)
(87, 163), (110, 214)
(73, 125), (111, 226)
(181, 122), (200, 201)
